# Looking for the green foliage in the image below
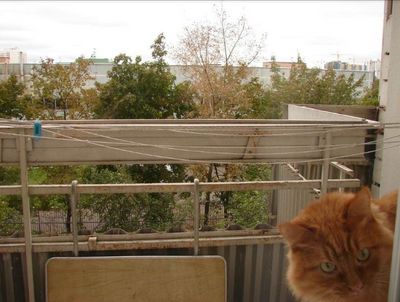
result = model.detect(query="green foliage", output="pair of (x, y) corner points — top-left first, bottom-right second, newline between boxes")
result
(228, 191), (269, 227)
(224, 164), (271, 227)
(0, 201), (22, 236)
(0, 167), (20, 185)
(359, 79), (379, 106)
(245, 79), (282, 119)
(0, 167), (23, 214)
(269, 59), (364, 105)
(0, 75), (30, 119)
(80, 166), (177, 231)
(91, 34), (195, 230)
(31, 57), (95, 119)
(96, 34), (195, 119)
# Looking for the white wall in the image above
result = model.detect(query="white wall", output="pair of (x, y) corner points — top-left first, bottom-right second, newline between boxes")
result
(287, 104), (366, 122)
(372, 0), (400, 197)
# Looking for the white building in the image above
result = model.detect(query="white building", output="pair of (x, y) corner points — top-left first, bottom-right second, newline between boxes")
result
(0, 47), (27, 64)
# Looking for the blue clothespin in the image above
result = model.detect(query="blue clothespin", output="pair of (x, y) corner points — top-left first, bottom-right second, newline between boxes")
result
(33, 119), (42, 141)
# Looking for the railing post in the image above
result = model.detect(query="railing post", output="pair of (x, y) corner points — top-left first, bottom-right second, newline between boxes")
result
(18, 132), (35, 302)
(70, 180), (79, 257)
(388, 189), (400, 301)
(321, 131), (332, 194)
(193, 178), (200, 256)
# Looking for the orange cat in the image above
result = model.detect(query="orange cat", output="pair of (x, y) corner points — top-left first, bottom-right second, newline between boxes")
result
(279, 187), (397, 302)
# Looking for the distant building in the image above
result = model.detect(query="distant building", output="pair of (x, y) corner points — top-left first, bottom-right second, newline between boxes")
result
(263, 61), (301, 69)
(0, 48), (27, 64)
(368, 60), (381, 78)
(0, 48), (27, 79)
(324, 60), (368, 72)
(0, 60), (375, 94)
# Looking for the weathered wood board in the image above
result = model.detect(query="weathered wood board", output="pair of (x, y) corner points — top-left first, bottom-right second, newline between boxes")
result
(46, 256), (226, 302)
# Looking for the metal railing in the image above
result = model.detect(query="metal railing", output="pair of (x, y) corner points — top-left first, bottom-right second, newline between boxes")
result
(0, 119), (377, 302)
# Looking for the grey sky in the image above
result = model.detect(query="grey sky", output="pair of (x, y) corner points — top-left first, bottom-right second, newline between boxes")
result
(1, 1), (384, 67)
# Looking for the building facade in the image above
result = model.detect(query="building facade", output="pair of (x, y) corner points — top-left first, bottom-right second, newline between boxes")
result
(0, 61), (375, 94)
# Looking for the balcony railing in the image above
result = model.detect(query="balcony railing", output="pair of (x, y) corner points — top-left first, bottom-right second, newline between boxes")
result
(0, 118), (382, 302)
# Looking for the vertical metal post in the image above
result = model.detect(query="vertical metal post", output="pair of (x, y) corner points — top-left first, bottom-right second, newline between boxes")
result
(18, 132), (35, 302)
(338, 169), (345, 193)
(70, 180), (79, 257)
(193, 178), (200, 256)
(321, 131), (331, 194)
(388, 189), (400, 301)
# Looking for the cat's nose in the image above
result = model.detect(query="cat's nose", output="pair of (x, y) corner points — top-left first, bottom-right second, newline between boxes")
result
(348, 280), (364, 294)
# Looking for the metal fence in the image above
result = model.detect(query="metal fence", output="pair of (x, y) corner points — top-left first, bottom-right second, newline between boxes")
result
(0, 119), (376, 302)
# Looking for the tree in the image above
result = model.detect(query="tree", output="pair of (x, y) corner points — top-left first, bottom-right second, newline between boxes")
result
(359, 79), (379, 106)
(91, 34), (195, 231)
(96, 34), (195, 119)
(31, 57), (95, 120)
(269, 58), (365, 105)
(0, 75), (30, 119)
(174, 8), (270, 226)
(174, 6), (266, 118)
(79, 166), (179, 232)
(245, 78), (282, 119)
(29, 57), (97, 232)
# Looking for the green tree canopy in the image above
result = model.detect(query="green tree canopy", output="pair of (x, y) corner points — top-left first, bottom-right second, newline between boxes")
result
(96, 34), (195, 119)
(31, 57), (95, 120)
(0, 75), (30, 119)
(89, 34), (195, 231)
(360, 78), (379, 106)
(270, 58), (365, 106)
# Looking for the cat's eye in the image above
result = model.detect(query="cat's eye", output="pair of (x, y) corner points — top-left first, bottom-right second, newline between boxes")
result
(356, 248), (370, 262)
(320, 262), (336, 273)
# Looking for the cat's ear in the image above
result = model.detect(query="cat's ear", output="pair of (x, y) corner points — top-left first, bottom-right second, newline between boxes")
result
(347, 187), (372, 219)
(279, 222), (316, 248)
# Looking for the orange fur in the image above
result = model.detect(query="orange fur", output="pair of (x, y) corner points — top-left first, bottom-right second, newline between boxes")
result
(279, 188), (397, 302)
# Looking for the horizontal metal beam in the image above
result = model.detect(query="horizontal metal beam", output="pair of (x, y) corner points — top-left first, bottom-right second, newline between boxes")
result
(0, 234), (284, 253)
(330, 161), (354, 177)
(0, 179), (360, 196)
(0, 229), (280, 244)
(0, 118), (376, 127)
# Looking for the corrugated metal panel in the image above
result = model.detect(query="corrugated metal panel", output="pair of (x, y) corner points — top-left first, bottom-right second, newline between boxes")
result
(268, 164), (319, 302)
(0, 245), (279, 302)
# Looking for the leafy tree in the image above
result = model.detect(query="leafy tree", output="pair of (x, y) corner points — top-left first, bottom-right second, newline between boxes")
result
(31, 57), (95, 120)
(29, 57), (98, 231)
(96, 34), (195, 119)
(92, 34), (195, 231)
(174, 7), (266, 118)
(245, 78), (282, 119)
(0, 75), (30, 119)
(0, 201), (22, 236)
(269, 58), (365, 106)
(359, 79), (379, 106)
(80, 166), (179, 231)
(0, 166), (22, 235)
(174, 9), (272, 225)
(227, 164), (272, 227)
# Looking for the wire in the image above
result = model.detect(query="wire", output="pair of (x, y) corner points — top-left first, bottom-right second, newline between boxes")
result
(61, 126), (400, 157)
(160, 124), (380, 137)
(1, 125), (399, 162)
(0, 119), (383, 138)
(42, 128), (212, 164)
(41, 128), (400, 166)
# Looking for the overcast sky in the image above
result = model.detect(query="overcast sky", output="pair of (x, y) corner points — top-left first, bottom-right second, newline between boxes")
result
(1, 1), (384, 67)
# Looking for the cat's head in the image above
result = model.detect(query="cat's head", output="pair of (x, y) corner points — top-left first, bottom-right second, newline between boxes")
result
(279, 188), (393, 302)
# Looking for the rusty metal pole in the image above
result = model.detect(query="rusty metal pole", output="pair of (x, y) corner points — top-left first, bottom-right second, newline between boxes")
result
(70, 180), (79, 257)
(193, 179), (200, 256)
(18, 131), (35, 302)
